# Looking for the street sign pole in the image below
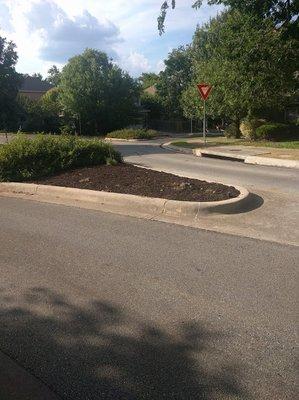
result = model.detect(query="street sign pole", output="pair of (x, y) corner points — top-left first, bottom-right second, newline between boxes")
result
(196, 83), (212, 146)
(203, 100), (206, 145)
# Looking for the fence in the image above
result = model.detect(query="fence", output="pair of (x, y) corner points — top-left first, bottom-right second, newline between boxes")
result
(147, 119), (203, 134)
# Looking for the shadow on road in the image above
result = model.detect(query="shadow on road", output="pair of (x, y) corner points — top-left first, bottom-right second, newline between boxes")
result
(0, 287), (249, 400)
(216, 192), (265, 215)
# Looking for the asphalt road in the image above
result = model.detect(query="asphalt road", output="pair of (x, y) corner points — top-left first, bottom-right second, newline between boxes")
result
(0, 197), (298, 400)
(115, 141), (299, 193)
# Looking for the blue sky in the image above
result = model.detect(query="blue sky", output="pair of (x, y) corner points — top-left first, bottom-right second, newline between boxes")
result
(0, 0), (221, 77)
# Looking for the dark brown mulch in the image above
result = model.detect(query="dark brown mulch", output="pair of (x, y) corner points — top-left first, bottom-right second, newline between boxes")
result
(33, 163), (240, 202)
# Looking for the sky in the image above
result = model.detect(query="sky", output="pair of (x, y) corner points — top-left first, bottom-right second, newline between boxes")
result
(0, 0), (221, 78)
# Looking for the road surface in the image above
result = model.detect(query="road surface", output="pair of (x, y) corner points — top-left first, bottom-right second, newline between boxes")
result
(0, 197), (297, 399)
(113, 140), (299, 245)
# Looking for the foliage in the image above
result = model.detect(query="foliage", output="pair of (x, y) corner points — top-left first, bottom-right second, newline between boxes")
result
(157, 46), (192, 118)
(59, 49), (139, 135)
(106, 128), (158, 140)
(181, 11), (298, 129)
(158, 1), (298, 35)
(224, 122), (241, 138)
(139, 73), (160, 89)
(240, 118), (266, 140)
(255, 123), (299, 141)
(0, 135), (121, 182)
(140, 93), (165, 119)
(17, 94), (61, 133)
(0, 36), (23, 130)
(46, 65), (61, 86)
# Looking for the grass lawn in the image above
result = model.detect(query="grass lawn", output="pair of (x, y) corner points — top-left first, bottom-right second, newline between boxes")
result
(171, 138), (299, 150)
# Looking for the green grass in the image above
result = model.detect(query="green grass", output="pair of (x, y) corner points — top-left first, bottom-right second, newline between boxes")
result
(171, 139), (299, 150)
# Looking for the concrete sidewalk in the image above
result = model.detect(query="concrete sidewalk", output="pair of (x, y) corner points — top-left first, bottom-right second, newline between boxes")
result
(193, 145), (299, 169)
(0, 351), (59, 400)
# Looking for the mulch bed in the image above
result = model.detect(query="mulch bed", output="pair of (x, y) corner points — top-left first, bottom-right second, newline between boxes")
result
(33, 163), (240, 202)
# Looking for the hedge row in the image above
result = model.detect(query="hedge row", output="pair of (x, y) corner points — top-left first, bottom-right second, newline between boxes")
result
(225, 120), (298, 141)
(255, 123), (299, 141)
(0, 135), (121, 182)
(106, 128), (158, 140)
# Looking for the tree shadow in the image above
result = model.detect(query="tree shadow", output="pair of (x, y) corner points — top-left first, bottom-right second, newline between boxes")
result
(0, 287), (249, 400)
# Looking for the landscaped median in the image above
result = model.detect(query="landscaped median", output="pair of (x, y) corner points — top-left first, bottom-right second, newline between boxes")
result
(0, 134), (249, 219)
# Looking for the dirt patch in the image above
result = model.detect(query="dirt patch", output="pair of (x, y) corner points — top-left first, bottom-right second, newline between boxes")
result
(33, 163), (240, 202)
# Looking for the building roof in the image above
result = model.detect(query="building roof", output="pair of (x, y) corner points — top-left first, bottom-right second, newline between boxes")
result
(144, 85), (157, 96)
(20, 76), (54, 93)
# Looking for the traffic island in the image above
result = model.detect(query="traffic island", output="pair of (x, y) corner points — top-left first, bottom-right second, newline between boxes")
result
(0, 164), (250, 219)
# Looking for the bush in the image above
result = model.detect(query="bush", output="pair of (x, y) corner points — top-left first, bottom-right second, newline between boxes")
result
(255, 123), (299, 141)
(106, 128), (158, 140)
(224, 123), (241, 138)
(0, 134), (121, 182)
(240, 118), (266, 140)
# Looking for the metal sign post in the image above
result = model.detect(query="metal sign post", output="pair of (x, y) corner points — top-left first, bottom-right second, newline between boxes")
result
(203, 100), (206, 145)
(196, 83), (212, 146)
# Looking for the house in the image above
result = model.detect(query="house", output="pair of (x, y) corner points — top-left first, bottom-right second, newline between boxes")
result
(19, 76), (54, 100)
(144, 84), (157, 96)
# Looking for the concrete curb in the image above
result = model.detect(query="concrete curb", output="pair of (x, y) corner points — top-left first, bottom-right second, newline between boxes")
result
(105, 136), (166, 143)
(0, 182), (250, 219)
(161, 142), (193, 154)
(244, 155), (299, 169)
(193, 148), (299, 169)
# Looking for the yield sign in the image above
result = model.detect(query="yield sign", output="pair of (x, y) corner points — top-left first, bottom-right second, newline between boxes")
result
(197, 83), (212, 100)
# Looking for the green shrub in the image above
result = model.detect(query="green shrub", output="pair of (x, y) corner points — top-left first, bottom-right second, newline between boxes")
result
(240, 118), (266, 140)
(255, 123), (298, 141)
(224, 123), (241, 138)
(0, 134), (121, 182)
(106, 128), (158, 140)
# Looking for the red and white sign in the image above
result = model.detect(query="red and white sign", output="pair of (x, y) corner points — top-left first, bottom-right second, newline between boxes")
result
(197, 83), (212, 100)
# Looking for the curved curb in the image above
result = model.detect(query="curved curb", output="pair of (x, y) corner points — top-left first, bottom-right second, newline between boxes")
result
(161, 141), (193, 154)
(105, 136), (165, 143)
(0, 182), (250, 219)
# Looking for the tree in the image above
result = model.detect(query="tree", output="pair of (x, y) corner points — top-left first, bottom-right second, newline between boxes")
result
(46, 65), (61, 86)
(138, 73), (160, 89)
(140, 93), (165, 119)
(157, 46), (192, 118)
(158, 1), (298, 35)
(181, 11), (298, 135)
(59, 49), (139, 135)
(0, 36), (22, 130)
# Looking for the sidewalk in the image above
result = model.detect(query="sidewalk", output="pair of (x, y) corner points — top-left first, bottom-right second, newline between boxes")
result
(0, 351), (59, 400)
(192, 145), (299, 169)
(162, 139), (299, 169)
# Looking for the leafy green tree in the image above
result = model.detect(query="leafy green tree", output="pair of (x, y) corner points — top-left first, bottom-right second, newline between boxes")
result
(181, 11), (298, 136)
(139, 73), (160, 89)
(140, 93), (165, 119)
(46, 65), (61, 86)
(157, 46), (192, 118)
(59, 49), (139, 135)
(17, 88), (62, 133)
(158, 1), (298, 35)
(0, 36), (22, 130)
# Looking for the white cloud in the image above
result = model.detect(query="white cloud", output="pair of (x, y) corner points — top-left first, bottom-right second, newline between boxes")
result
(0, 0), (12, 31)
(27, 1), (121, 63)
(123, 51), (151, 75)
(0, 0), (222, 76)
(156, 59), (165, 73)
